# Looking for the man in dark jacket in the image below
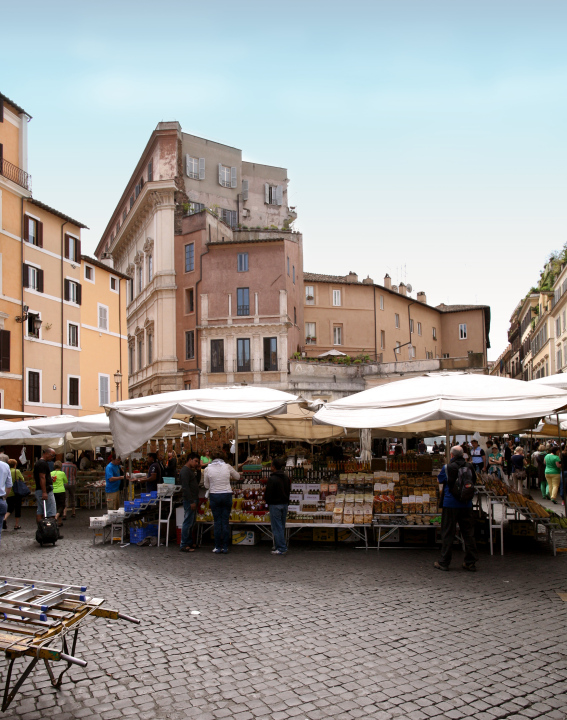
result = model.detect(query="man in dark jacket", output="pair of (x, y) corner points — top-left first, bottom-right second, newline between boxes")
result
(265, 457), (291, 555)
(434, 445), (478, 572)
(179, 452), (201, 552)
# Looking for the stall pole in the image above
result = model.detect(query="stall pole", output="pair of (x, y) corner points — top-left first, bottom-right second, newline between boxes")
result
(128, 456), (132, 501)
(235, 420), (239, 468)
(557, 413), (566, 517)
(445, 420), (451, 465)
(267, 439), (270, 459)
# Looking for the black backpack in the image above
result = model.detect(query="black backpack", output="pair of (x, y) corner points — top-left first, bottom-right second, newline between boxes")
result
(450, 463), (475, 503)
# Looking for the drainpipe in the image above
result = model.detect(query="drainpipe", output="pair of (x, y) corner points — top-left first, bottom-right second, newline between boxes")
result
(60, 221), (68, 414)
(194, 223), (210, 389)
(118, 276), (123, 399)
(20, 197), (25, 411)
(373, 286), (377, 361)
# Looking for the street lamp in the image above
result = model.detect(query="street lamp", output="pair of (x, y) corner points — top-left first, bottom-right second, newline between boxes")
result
(113, 370), (122, 402)
(15, 305), (43, 334)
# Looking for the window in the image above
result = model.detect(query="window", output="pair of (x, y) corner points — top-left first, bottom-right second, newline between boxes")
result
(129, 278), (134, 303)
(563, 311), (566, 334)
(99, 374), (110, 406)
(185, 331), (195, 360)
(184, 382), (191, 391)
(237, 287), (249, 316)
(408, 345), (416, 359)
(0, 329), (10, 372)
(23, 264), (43, 292)
(68, 323), (79, 347)
(333, 326), (342, 345)
(426, 351), (433, 359)
(305, 285), (314, 305)
(237, 338), (251, 372)
(395, 313), (400, 329)
(138, 265), (143, 294)
(110, 276), (118, 292)
(219, 164), (236, 188)
(185, 243), (195, 272)
(220, 208), (237, 227)
(265, 184), (283, 205)
(188, 201), (205, 215)
(186, 288), (194, 313)
(211, 339), (224, 373)
(69, 281), (80, 304)
(147, 333), (153, 365)
(68, 377), (79, 407)
(333, 290), (341, 306)
(417, 322), (422, 336)
(294, 306), (296, 325)
(98, 304), (108, 331)
(122, 210), (127, 222)
(459, 323), (467, 339)
(287, 257), (290, 276)
(380, 330), (385, 350)
(84, 265), (94, 282)
(410, 319), (414, 334)
(148, 160), (153, 182)
(237, 253), (249, 272)
(28, 370), (40, 403)
(137, 337), (144, 371)
(305, 322), (316, 344)
(557, 348), (562, 369)
(432, 327), (437, 340)
(379, 295), (384, 310)
(263, 337), (278, 371)
(148, 256), (153, 283)
(186, 155), (199, 179)
(128, 345), (135, 375)
(24, 216), (42, 247)
(292, 266), (295, 284)
(557, 318), (561, 337)
(130, 195), (134, 209)
(26, 311), (40, 339)
(442, 353), (450, 359)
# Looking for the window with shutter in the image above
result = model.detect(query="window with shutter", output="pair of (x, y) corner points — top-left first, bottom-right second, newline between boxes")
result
(147, 334), (153, 365)
(333, 326), (342, 345)
(99, 375), (110, 406)
(64, 278), (70, 301)
(305, 323), (316, 344)
(305, 286), (314, 304)
(263, 337), (278, 371)
(186, 155), (199, 179)
(410, 319), (414, 334)
(333, 290), (341, 306)
(237, 253), (249, 272)
(276, 185), (283, 205)
(231, 166), (237, 188)
(148, 159), (153, 182)
(417, 322), (422, 336)
(64, 234), (70, 259)
(186, 331), (195, 360)
(68, 323), (79, 347)
(137, 337), (144, 371)
(395, 313), (400, 328)
(380, 330), (385, 349)
(22, 264), (29, 288)
(69, 377), (79, 406)
(37, 222), (43, 248)
(199, 157), (205, 180)
(459, 324), (467, 339)
(293, 266), (295, 284)
(98, 304), (108, 331)
(37, 269), (44, 293)
(27, 313), (40, 339)
(0, 330), (10, 372)
(264, 183), (270, 204)
(28, 371), (40, 403)
(379, 295), (384, 310)
(28, 267), (39, 291)
(219, 164), (231, 187)
(242, 179), (249, 201)
(130, 195), (134, 209)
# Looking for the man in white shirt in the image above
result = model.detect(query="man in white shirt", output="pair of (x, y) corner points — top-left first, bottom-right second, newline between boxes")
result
(0, 453), (13, 546)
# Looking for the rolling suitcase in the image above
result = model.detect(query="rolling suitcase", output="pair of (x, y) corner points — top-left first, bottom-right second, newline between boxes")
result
(36, 500), (58, 546)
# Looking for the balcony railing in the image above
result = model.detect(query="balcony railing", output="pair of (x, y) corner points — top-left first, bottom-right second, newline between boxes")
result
(237, 305), (250, 316)
(0, 158), (31, 191)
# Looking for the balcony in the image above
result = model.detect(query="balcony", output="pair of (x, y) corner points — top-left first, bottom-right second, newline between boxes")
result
(0, 157), (31, 192)
(237, 305), (250, 316)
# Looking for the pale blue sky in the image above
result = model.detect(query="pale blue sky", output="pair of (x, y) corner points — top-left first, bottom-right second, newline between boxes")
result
(3, 0), (566, 360)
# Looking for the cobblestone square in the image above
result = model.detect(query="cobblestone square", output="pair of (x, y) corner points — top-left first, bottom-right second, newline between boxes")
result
(1, 511), (566, 720)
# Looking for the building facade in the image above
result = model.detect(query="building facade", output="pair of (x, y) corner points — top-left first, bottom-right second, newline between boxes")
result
(551, 266), (567, 374)
(0, 90), (126, 415)
(530, 292), (555, 379)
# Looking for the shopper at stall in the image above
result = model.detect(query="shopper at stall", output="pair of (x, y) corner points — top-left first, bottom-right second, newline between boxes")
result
(265, 457), (291, 556)
(105, 456), (125, 511)
(3, 460), (24, 530)
(166, 450), (178, 480)
(0, 453), (12, 545)
(434, 445), (478, 572)
(200, 452), (212, 468)
(204, 452), (240, 554)
(34, 448), (57, 528)
(487, 445), (503, 478)
(470, 439), (486, 475)
(146, 452), (162, 493)
(545, 445), (562, 504)
(51, 461), (68, 527)
(432, 441), (440, 455)
(417, 439), (427, 454)
(62, 454), (77, 519)
(504, 438), (514, 479)
(510, 447), (527, 493)
(536, 444), (549, 498)
(78, 451), (91, 471)
(179, 452), (201, 553)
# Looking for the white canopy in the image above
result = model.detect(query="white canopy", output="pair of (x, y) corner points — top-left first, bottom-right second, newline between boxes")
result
(105, 386), (299, 457)
(0, 420), (64, 448)
(318, 349), (346, 358)
(0, 408), (46, 420)
(531, 374), (567, 390)
(313, 372), (567, 435)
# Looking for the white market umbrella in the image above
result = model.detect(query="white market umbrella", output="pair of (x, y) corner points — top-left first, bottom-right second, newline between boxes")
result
(0, 408), (46, 420)
(105, 386), (299, 458)
(531, 374), (567, 390)
(0, 420), (64, 448)
(313, 372), (567, 445)
(318, 349), (346, 357)
(28, 412), (193, 439)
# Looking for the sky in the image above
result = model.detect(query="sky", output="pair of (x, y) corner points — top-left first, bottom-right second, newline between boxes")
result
(2, 0), (566, 361)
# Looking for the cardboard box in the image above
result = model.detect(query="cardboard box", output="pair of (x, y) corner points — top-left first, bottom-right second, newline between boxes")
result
(313, 528), (335, 542)
(232, 530), (260, 545)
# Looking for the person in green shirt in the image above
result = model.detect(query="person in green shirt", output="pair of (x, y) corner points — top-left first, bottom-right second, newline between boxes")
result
(200, 454), (211, 468)
(51, 461), (68, 527)
(544, 446), (562, 503)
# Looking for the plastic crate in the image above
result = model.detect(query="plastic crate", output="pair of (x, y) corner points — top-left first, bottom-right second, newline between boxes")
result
(129, 528), (146, 544)
(145, 524), (158, 537)
(124, 501), (136, 512)
(163, 476), (176, 485)
(90, 517), (109, 528)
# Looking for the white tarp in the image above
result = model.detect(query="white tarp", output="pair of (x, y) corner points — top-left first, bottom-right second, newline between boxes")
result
(29, 412), (193, 439)
(531, 374), (567, 390)
(313, 372), (567, 435)
(105, 386), (299, 457)
(0, 408), (46, 420)
(0, 420), (64, 448)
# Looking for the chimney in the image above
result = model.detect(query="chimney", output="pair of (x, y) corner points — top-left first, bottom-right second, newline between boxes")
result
(398, 283), (407, 297)
(417, 291), (427, 304)
(362, 275), (373, 285)
(384, 273), (392, 289)
(345, 271), (358, 283)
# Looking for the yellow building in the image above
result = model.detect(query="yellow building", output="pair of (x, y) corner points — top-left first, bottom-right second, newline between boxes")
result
(0, 91), (127, 415)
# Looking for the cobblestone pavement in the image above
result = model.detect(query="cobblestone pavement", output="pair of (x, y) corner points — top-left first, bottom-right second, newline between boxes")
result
(1, 509), (566, 720)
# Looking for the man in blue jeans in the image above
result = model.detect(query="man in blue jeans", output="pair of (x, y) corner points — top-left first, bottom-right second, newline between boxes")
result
(0, 453), (12, 546)
(265, 457), (291, 555)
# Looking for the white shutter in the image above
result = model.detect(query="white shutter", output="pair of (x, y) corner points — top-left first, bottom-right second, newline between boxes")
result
(218, 163), (223, 184)
(276, 185), (283, 206)
(242, 179), (249, 201)
(199, 158), (205, 180)
(100, 376), (109, 406)
(231, 166), (237, 188)
(185, 154), (191, 177)
(264, 183), (270, 204)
